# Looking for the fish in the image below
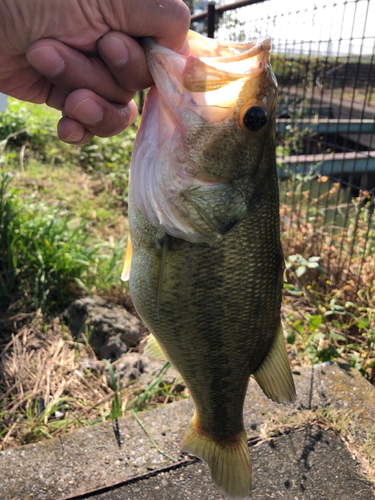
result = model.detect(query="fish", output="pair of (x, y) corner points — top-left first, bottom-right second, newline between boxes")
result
(123, 30), (296, 499)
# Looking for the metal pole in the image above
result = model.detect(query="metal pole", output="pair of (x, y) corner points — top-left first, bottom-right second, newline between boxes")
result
(207, 2), (216, 38)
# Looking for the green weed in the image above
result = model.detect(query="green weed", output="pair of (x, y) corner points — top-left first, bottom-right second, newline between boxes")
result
(0, 171), (126, 313)
(105, 359), (124, 421)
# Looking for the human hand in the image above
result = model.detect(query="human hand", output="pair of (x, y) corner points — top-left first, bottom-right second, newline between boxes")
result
(0, 0), (190, 143)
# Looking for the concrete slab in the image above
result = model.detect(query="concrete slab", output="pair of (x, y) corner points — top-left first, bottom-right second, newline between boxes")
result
(89, 427), (374, 500)
(0, 362), (374, 500)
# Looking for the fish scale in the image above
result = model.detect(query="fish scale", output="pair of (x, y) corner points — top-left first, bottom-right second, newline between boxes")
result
(129, 169), (282, 431)
(125, 31), (296, 499)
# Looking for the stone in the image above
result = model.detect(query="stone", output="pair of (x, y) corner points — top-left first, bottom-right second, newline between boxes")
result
(65, 297), (142, 360)
(114, 353), (181, 386)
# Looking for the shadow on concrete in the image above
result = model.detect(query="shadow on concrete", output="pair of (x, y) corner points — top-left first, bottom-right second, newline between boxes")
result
(81, 426), (374, 500)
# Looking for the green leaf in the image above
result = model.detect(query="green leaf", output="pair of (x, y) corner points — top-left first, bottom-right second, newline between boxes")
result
(314, 332), (325, 341)
(286, 332), (295, 344)
(309, 315), (322, 328)
(358, 319), (369, 329)
(308, 256), (321, 262)
(104, 359), (117, 391)
(330, 332), (346, 341)
(74, 278), (93, 296)
(316, 346), (339, 362)
(284, 283), (302, 296)
(296, 266), (307, 277)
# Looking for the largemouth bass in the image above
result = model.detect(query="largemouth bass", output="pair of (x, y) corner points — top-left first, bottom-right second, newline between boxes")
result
(123, 30), (296, 499)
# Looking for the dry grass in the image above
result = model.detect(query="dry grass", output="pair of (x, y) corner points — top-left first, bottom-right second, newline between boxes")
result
(0, 311), (110, 449)
(0, 311), (186, 450)
(280, 189), (375, 381)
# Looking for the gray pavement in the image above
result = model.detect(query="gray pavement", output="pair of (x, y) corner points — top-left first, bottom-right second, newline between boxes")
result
(90, 427), (373, 500)
(1, 361), (375, 500)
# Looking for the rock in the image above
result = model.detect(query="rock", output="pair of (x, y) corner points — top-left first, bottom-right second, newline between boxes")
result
(65, 297), (142, 360)
(77, 357), (103, 374)
(114, 353), (181, 387)
(99, 335), (127, 360)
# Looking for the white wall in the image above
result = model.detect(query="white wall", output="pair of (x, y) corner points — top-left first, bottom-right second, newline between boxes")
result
(0, 93), (8, 112)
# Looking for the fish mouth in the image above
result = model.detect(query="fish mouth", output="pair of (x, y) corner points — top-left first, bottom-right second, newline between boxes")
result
(144, 31), (271, 92)
(129, 32), (278, 244)
(142, 31), (275, 121)
(182, 36), (272, 93)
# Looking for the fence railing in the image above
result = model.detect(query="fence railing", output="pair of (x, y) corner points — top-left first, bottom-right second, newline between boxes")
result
(190, 0), (375, 293)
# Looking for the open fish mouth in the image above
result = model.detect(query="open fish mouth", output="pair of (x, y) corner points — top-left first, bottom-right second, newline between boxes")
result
(142, 31), (275, 114)
(130, 31), (277, 244)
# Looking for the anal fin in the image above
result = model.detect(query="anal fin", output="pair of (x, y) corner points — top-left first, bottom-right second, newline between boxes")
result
(253, 324), (296, 405)
(144, 333), (168, 362)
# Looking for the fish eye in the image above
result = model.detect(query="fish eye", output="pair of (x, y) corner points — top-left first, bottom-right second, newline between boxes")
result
(243, 106), (267, 132)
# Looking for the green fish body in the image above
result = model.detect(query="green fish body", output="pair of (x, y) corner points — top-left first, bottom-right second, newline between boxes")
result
(125, 31), (296, 499)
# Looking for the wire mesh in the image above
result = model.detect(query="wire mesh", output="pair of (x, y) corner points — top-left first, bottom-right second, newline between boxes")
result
(195, 0), (375, 293)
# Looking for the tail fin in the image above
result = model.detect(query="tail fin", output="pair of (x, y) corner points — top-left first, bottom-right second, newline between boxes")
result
(181, 415), (252, 500)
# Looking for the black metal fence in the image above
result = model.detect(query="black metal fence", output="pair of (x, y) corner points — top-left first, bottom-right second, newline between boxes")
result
(191, 0), (375, 293)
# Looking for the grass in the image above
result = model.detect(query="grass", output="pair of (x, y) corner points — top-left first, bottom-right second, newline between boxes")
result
(0, 314), (187, 450)
(0, 98), (137, 315)
(0, 170), (128, 314)
(280, 178), (375, 382)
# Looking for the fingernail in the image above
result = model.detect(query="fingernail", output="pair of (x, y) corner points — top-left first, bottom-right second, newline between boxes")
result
(58, 120), (86, 143)
(71, 98), (103, 125)
(65, 125), (86, 143)
(27, 46), (64, 76)
(100, 35), (129, 67)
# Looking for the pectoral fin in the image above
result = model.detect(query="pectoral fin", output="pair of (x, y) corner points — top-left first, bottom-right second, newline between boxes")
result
(171, 183), (248, 245)
(253, 324), (296, 405)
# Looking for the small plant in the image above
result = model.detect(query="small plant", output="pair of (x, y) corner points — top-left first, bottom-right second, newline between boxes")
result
(131, 361), (172, 412)
(105, 360), (124, 421)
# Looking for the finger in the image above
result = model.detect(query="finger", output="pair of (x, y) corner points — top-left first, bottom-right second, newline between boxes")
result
(45, 85), (69, 110)
(57, 116), (94, 144)
(100, 0), (191, 51)
(63, 88), (139, 139)
(98, 32), (153, 92)
(26, 39), (133, 105)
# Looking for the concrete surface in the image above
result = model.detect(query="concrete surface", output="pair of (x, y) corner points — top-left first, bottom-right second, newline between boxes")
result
(1, 361), (374, 500)
(89, 427), (373, 500)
